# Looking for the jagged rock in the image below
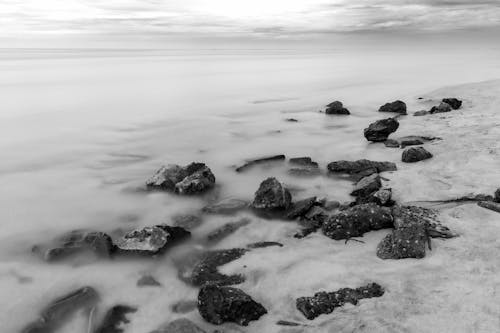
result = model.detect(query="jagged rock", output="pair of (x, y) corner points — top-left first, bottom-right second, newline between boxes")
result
(247, 241), (283, 249)
(363, 118), (400, 142)
(172, 214), (203, 230)
(252, 177), (292, 210)
(442, 98), (462, 109)
(413, 110), (429, 116)
(286, 197), (317, 219)
(376, 225), (428, 259)
(137, 275), (161, 287)
(350, 174), (382, 198)
(235, 155), (285, 172)
(325, 101), (350, 115)
(22, 287), (99, 333)
(378, 100), (407, 114)
(198, 284), (267, 326)
(322, 203), (393, 240)
(150, 318), (206, 333)
(384, 139), (400, 148)
(190, 248), (247, 286)
(95, 305), (137, 333)
(43, 230), (114, 261)
(296, 283), (384, 320)
(206, 218), (251, 243)
(430, 102), (452, 114)
(402, 147), (433, 163)
(494, 188), (500, 203)
(327, 159), (397, 176)
(477, 201), (500, 213)
(146, 163), (215, 194)
(115, 225), (190, 255)
(202, 198), (248, 215)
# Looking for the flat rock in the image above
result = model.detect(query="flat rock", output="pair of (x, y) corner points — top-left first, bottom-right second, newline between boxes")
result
(325, 101), (350, 115)
(190, 248), (247, 286)
(364, 117), (399, 142)
(384, 139), (400, 148)
(322, 203), (393, 240)
(150, 318), (206, 333)
(247, 241), (284, 249)
(477, 201), (500, 213)
(235, 155), (285, 172)
(202, 198), (249, 215)
(198, 284), (267, 326)
(95, 305), (137, 333)
(286, 196), (317, 219)
(296, 283), (384, 320)
(252, 177), (292, 210)
(137, 275), (162, 287)
(115, 225), (190, 255)
(413, 110), (429, 116)
(376, 224), (428, 259)
(206, 218), (251, 244)
(402, 147), (433, 163)
(442, 98), (462, 109)
(289, 157), (319, 168)
(146, 162), (215, 195)
(327, 159), (397, 176)
(378, 100), (407, 114)
(430, 102), (452, 114)
(350, 174), (382, 198)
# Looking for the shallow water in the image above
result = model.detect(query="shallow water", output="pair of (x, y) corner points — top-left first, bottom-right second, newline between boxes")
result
(1, 45), (500, 332)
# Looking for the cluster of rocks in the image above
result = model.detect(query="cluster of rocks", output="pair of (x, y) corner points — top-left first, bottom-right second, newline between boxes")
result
(146, 162), (215, 194)
(414, 97), (462, 116)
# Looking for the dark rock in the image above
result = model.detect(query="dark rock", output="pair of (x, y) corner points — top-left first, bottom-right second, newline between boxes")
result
(402, 147), (433, 163)
(322, 203), (393, 240)
(442, 98), (462, 110)
(198, 284), (267, 326)
(44, 230), (115, 261)
(172, 214), (203, 230)
(364, 117), (400, 142)
(115, 225), (190, 255)
(288, 167), (321, 177)
(296, 283), (384, 320)
(286, 118), (298, 122)
(137, 275), (161, 287)
(170, 301), (198, 314)
(392, 205), (455, 239)
(276, 320), (302, 326)
(175, 165), (216, 195)
(247, 241), (283, 249)
(95, 305), (137, 333)
(378, 100), (407, 114)
(202, 198), (248, 215)
(190, 248), (247, 286)
(146, 164), (188, 191)
(289, 157), (319, 168)
(146, 163), (215, 194)
(400, 138), (423, 148)
(350, 174), (382, 198)
(413, 110), (429, 116)
(376, 225), (428, 259)
(430, 102), (452, 114)
(384, 139), (400, 148)
(150, 318), (206, 333)
(477, 201), (500, 213)
(22, 286), (99, 333)
(495, 188), (500, 203)
(327, 159), (397, 176)
(286, 197), (317, 219)
(252, 177), (292, 210)
(325, 101), (350, 115)
(206, 218), (251, 243)
(235, 155), (285, 172)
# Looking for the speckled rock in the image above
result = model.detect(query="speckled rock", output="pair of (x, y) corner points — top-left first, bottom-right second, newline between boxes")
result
(378, 100), (407, 114)
(252, 177), (292, 210)
(363, 118), (400, 142)
(190, 248), (247, 286)
(376, 224), (428, 259)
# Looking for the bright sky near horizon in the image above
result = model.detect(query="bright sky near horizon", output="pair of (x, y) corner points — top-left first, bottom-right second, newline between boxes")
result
(1, 0), (500, 38)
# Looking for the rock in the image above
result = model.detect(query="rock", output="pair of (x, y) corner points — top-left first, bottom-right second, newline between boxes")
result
(296, 283), (384, 320)
(288, 157), (320, 177)
(146, 163), (215, 194)
(350, 174), (382, 198)
(235, 155), (285, 172)
(286, 197), (317, 219)
(137, 275), (161, 287)
(198, 284), (267, 326)
(322, 203), (393, 240)
(392, 205), (455, 239)
(413, 110), (429, 116)
(363, 118), (400, 142)
(325, 101), (350, 115)
(252, 177), (292, 210)
(202, 198), (248, 215)
(171, 300), (198, 314)
(115, 225), (190, 255)
(190, 248), (247, 286)
(430, 102), (452, 114)
(247, 241), (283, 249)
(495, 188), (500, 203)
(286, 118), (298, 122)
(327, 159), (397, 176)
(384, 139), (400, 148)
(371, 188), (393, 206)
(477, 201), (500, 213)
(206, 218), (251, 243)
(150, 318), (206, 333)
(276, 320), (302, 326)
(288, 167), (321, 177)
(22, 286), (99, 333)
(44, 230), (115, 261)
(442, 98), (462, 110)
(378, 100), (407, 114)
(376, 224), (428, 259)
(289, 157), (319, 168)
(400, 138), (423, 148)
(172, 214), (203, 230)
(95, 305), (137, 333)
(402, 147), (433, 163)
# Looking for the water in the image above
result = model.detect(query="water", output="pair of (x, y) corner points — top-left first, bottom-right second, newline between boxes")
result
(1, 43), (500, 332)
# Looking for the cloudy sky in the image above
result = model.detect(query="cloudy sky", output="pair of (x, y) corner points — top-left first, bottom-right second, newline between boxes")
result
(2, 0), (500, 44)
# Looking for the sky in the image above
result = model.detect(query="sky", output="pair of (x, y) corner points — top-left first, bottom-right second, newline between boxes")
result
(1, 0), (500, 47)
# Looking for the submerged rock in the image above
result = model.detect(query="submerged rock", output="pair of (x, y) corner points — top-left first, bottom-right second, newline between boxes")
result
(378, 100), (407, 115)
(430, 102), (452, 114)
(146, 162), (215, 194)
(350, 174), (382, 198)
(442, 98), (462, 110)
(170, 300), (198, 314)
(325, 101), (350, 115)
(149, 318), (206, 333)
(413, 110), (429, 116)
(322, 203), (393, 240)
(288, 157), (321, 177)
(44, 230), (114, 262)
(22, 286), (99, 333)
(286, 196), (317, 219)
(247, 241), (284, 249)
(296, 283), (384, 320)
(384, 139), (400, 148)
(172, 214), (203, 230)
(289, 157), (319, 168)
(235, 155), (285, 172)
(137, 275), (162, 287)
(363, 118), (400, 142)
(95, 305), (137, 333)
(206, 218), (251, 243)
(327, 159), (397, 177)
(115, 225), (190, 255)
(252, 177), (292, 210)
(190, 248), (247, 286)
(202, 198), (248, 215)
(402, 147), (433, 163)
(477, 201), (500, 213)
(376, 224), (428, 259)
(198, 284), (267, 326)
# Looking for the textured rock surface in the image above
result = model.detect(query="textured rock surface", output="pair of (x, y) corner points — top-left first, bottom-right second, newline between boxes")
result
(363, 118), (400, 142)
(327, 159), (397, 176)
(350, 174), (382, 198)
(190, 248), (247, 286)
(115, 225), (190, 255)
(376, 224), (428, 259)
(146, 163), (215, 194)
(378, 100), (407, 114)
(252, 177), (292, 210)
(286, 196), (317, 219)
(402, 147), (433, 163)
